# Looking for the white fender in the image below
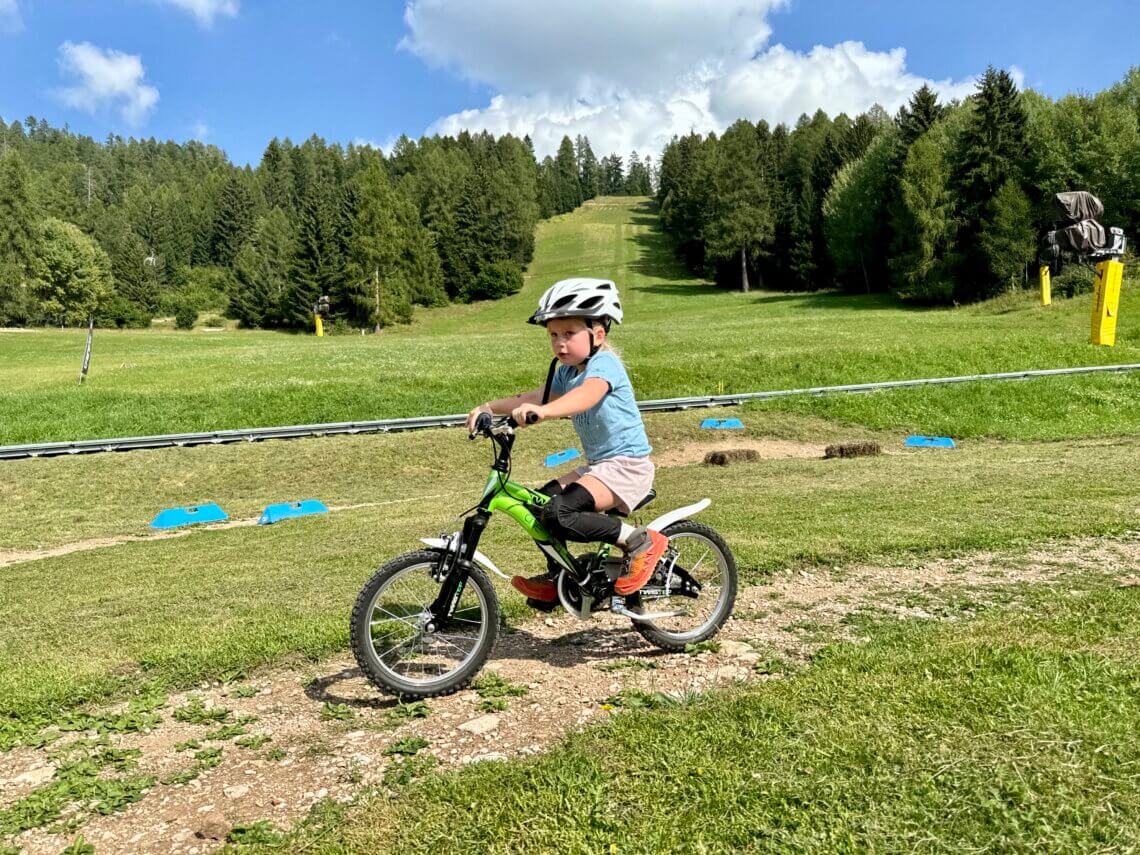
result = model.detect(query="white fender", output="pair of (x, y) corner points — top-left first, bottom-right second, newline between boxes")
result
(419, 537), (511, 581)
(646, 498), (710, 533)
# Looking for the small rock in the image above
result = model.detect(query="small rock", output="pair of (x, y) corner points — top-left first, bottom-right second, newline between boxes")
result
(196, 804), (216, 814)
(463, 752), (507, 764)
(315, 788), (329, 800)
(544, 618), (555, 627)
(13, 765), (55, 786)
(223, 784), (249, 799)
(194, 813), (230, 841)
(345, 730), (366, 740)
(721, 640), (753, 657)
(738, 652), (762, 665)
(458, 714), (500, 735)
(271, 796), (286, 807)
(714, 665), (745, 682)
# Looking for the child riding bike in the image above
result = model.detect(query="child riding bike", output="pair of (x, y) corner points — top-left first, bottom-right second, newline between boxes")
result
(465, 277), (668, 606)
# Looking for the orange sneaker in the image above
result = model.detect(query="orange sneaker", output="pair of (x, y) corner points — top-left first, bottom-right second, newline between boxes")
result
(615, 530), (669, 596)
(511, 574), (557, 603)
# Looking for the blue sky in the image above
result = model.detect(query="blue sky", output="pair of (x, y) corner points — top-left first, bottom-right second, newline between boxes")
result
(1, 1), (1137, 167)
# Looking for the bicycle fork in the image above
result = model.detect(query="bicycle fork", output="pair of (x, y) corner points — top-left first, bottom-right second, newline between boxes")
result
(427, 511), (489, 631)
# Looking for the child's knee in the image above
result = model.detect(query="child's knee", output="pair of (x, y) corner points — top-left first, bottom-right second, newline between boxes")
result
(539, 483), (596, 533)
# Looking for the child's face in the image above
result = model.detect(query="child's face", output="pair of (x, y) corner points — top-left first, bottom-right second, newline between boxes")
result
(547, 317), (602, 366)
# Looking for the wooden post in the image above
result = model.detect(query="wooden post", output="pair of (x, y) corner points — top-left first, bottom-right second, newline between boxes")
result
(740, 245), (750, 293)
(79, 316), (94, 385)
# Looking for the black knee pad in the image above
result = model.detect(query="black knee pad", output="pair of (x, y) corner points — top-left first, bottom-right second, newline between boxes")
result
(539, 482), (595, 533)
(538, 478), (565, 498)
(539, 483), (620, 544)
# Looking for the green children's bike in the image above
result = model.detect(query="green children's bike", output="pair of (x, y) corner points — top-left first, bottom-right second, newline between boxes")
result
(350, 412), (738, 699)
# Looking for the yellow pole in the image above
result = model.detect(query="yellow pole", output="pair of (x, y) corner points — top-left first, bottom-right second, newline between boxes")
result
(1090, 260), (1123, 346)
(1039, 266), (1051, 306)
(314, 313), (324, 337)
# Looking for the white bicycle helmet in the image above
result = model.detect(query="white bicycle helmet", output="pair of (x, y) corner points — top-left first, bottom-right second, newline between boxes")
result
(528, 277), (623, 326)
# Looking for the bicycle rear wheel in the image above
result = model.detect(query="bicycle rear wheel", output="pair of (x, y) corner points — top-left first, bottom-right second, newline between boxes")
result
(350, 550), (499, 699)
(632, 520), (736, 651)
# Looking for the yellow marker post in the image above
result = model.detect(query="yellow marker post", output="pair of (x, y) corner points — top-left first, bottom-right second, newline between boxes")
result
(314, 313), (324, 337)
(1090, 259), (1123, 346)
(1039, 266), (1051, 306)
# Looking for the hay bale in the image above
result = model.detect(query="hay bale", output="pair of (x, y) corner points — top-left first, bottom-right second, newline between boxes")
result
(703, 448), (760, 466)
(824, 441), (881, 459)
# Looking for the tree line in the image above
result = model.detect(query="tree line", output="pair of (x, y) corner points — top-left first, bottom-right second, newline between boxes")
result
(0, 119), (655, 329)
(657, 66), (1140, 303)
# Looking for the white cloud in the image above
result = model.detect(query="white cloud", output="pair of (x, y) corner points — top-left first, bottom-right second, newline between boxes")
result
(155, 0), (238, 27)
(401, 0), (783, 99)
(0, 0), (22, 33)
(708, 42), (978, 129)
(405, 1), (981, 160)
(56, 41), (160, 126)
(429, 90), (714, 162)
(352, 136), (399, 154)
(191, 121), (209, 140)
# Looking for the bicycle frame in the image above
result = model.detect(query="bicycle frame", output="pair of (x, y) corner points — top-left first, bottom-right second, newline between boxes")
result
(423, 418), (611, 627)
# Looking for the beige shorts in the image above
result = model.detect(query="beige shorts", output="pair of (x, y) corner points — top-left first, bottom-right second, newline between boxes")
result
(573, 455), (656, 515)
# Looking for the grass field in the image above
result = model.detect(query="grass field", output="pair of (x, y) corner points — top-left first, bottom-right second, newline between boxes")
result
(277, 583), (1140, 853)
(0, 197), (1137, 445)
(2, 197), (1139, 852)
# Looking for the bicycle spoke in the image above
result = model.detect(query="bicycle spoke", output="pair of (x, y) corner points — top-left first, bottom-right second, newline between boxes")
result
(363, 561), (489, 688)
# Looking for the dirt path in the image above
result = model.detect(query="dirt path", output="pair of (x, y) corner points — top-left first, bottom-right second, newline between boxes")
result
(3, 534), (1137, 854)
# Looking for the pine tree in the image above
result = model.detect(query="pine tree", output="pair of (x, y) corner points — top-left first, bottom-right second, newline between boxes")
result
(231, 207), (294, 327)
(576, 135), (600, 200)
(0, 150), (38, 323)
(602, 154), (624, 195)
(702, 120), (773, 291)
(553, 136), (582, 213)
(898, 84), (944, 147)
(345, 161), (404, 328)
(951, 66), (1030, 300)
(212, 171), (255, 267)
(259, 138), (294, 212)
(285, 171), (341, 327)
(623, 150), (652, 195)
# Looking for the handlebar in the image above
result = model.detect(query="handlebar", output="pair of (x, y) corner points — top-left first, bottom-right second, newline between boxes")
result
(469, 411), (538, 439)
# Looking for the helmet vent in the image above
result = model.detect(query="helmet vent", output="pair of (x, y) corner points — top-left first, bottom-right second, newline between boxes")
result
(577, 295), (603, 310)
(551, 294), (577, 310)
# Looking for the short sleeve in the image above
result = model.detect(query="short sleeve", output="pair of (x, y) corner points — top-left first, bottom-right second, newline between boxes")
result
(583, 351), (623, 393)
(550, 364), (571, 397)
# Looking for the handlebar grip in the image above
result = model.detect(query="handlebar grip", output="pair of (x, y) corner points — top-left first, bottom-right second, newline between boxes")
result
(525, 412), (540, 424)
(473, 411), (494, 435)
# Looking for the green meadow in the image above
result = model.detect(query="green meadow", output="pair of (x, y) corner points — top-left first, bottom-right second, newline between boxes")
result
(2, 197), (1138, 851)
(1, 197), (1137, 445)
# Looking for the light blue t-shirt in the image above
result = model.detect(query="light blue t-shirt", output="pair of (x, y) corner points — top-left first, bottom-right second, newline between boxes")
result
(551, 350), (652, 463)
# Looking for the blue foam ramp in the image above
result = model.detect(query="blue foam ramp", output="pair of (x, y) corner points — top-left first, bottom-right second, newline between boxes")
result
(544, 448), (582, 468)
(258, 499), (330, 525)
(150, 503), (228, 529)
(905, 435), (956, 449)
(701, 418), (744, 430)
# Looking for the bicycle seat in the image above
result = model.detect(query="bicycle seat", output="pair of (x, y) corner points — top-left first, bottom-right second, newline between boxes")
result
(609, 489), (656, 517)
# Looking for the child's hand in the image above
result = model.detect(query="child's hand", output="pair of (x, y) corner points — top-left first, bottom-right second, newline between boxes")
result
(466, 403), (492, 434)
(511, 403), (546, 426)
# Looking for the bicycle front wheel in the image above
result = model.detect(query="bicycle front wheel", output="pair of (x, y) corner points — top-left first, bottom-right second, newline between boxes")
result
(350, 550), (499, 699)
